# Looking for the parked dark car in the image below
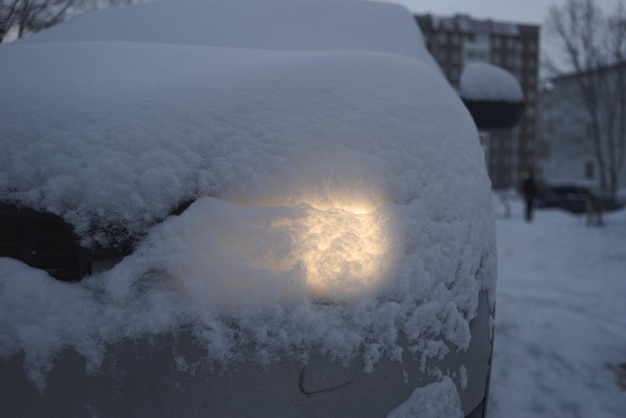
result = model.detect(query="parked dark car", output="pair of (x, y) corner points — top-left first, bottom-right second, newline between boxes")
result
(536, 184), (625, 214)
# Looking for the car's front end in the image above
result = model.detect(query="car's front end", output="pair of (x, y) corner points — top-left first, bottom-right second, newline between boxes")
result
(0, 1), (524, 416)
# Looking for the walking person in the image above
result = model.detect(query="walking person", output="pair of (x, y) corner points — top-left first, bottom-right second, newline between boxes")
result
(521, 172), (537, 222)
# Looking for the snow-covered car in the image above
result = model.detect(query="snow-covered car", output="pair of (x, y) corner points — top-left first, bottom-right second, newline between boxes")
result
(535, 184), (625, 214)
(0, 1), (523, 417)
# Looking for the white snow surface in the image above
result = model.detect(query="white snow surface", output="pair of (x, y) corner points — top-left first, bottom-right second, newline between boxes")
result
(1, 42), (463, 249)
(387, 376), (463, 418)
(20, 0), (436, 68)
(0, 0), (494, 392)
(489, 198), (626, 418)
(460, 62), (524, 102)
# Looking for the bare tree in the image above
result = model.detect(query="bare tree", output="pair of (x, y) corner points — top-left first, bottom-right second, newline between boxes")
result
(1, 0), (138, 43)
(546, 0), (626, 196)
(1, 0), (78, 43)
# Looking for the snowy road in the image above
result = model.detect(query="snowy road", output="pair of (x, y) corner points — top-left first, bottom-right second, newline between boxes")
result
(488, 199), (626, 418)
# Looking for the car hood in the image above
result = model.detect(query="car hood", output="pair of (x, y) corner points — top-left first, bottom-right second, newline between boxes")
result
(1, 41), (480, 248)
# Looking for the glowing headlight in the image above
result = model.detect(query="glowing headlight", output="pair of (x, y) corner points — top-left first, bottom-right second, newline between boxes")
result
(161, 197), (395, 306)
(271, 204), (392, 302)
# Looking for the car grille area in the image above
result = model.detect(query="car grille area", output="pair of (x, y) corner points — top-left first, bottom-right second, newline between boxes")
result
(0, 203), (91, 281)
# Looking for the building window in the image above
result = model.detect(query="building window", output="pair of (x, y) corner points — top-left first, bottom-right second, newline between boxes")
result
(504, 54), (513, 67)
(451, 51), (459, 64)
(439, 51), (448, 65)
(585, 161), (595, 179)
(475, 34), (490, 44)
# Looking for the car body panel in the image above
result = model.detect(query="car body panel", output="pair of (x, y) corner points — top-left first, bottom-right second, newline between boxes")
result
(0, 290), (491, 417)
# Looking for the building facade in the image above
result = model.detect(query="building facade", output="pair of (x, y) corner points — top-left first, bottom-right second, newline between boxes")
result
(415, 14), (540, 189)
(537, 64), (626, 194)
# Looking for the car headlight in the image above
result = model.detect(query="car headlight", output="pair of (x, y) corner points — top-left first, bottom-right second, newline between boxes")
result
(269, 203), (392, 302)
(148, 196), (396, 306)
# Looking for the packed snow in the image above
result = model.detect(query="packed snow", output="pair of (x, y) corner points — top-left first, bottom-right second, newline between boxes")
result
(489, 197), (626, 418)
(0, 0), (493, 407)
(460, 62), (524, 102)
(387, 376), (463, 418)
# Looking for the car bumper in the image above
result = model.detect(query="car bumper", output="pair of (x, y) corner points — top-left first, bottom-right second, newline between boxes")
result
(0, 290), (492, 417)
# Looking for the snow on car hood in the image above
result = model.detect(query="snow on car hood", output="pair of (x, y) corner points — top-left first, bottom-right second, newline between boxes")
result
(0, 1), (495, 390)
(20, 0), (436, 67)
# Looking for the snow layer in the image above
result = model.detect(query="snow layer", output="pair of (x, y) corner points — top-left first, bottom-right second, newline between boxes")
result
(387, 376), (463, 418)
(489, 198), (626, 417)
(21, 0), (436, 68)
(0, 0), (494, 392)
(460, 62), (524, 102)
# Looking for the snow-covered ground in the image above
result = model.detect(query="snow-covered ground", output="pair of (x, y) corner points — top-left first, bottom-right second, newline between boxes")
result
(488, 197), (626, 418)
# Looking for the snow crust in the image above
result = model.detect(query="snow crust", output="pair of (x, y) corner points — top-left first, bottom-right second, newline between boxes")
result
(0, 0), (494, 389)
(387, 376), (463, 418)
(460, 62), (524, 102)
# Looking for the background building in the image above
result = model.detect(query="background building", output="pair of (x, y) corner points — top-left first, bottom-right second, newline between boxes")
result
(537, 64), (626, 194)
(415, 14), (540, 189)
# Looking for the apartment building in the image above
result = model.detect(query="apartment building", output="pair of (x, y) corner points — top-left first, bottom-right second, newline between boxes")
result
(415, 14), (540, 189)
(537, 63), (626, 194)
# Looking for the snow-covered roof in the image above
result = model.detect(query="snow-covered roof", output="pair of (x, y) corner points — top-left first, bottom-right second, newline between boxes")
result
(0, 0), (496, 400)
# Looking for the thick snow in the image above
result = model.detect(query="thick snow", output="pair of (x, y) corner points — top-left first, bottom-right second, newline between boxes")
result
(5, 3), (621, 415)
(460, 62), (524, 102)
(1, 42), (451, 250)
(21, 0), (435, 67)
(489, 198), (626, 417)
(0, 0), (494, 399)
(4, 196), (626, 415)
(387, 376), (463, 418)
